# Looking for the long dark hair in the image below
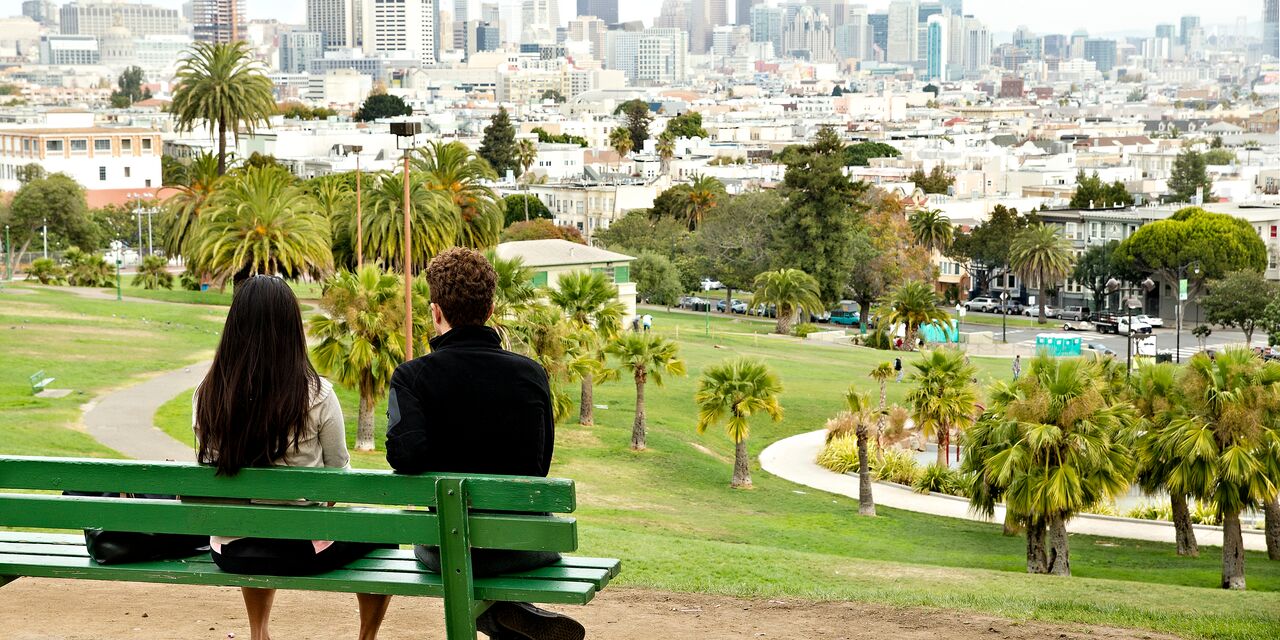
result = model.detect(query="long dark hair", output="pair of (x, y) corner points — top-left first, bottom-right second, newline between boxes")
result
(196, 276), (320, 476)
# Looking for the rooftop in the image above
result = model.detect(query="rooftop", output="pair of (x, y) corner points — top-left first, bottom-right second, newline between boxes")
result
(495, 240), (634, 268)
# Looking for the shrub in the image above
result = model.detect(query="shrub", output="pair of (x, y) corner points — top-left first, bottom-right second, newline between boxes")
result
(133, 255), (174, 290)
(63, 247), (113, 287)
(815, 434), (860, 474)
(1125, 502), (1173, 521)
(1191, 501), (1220, 526)
(1083, 500), (1119, 517)
(865, 326), (894, 350)
(912, 462), (967, 497)
(824, 410), (857, 442)
(792, 322), (821, 338)
(872, 447), (920, 485)
(882, 405), (910, 445)
(179, 268), (202, 291)
(25, 258), (65, 285)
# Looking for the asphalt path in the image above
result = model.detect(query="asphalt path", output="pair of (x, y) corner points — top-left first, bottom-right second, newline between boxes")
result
(959, 310), (1253, 361)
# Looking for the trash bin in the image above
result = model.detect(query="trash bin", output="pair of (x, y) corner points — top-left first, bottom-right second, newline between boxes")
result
(1155, 351), (1173, 363)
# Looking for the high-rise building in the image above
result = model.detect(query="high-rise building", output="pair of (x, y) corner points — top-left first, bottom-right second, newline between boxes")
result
(1154, 23), (1175, 40)
(281, 31), (324, 72)
(783, 5), (834, 62)
(1178, 15), (1199, 44)
(925, 14), (946, 79)
(961, 15), (988, 71)
(712, 25), (749, 57)
(750, 4), (785, 58)
(886, 0), (917, 63)
(708, 0), (728, 29)
(1265, 0), (1279, 58)
(192, 0), (246, 43)
(939, 0), (961, 14)
(606, 28), (686, 84)
(576, 0), (618, 24)
(736, 0), (760, 26)
(868, 12), (888, 58)
(40, 34), (100, 65)
(307, 0), (359, 49)
(521, 0), (559, 43)
(917, 1), (941, 23)
(568, 15), (607, 59)
(1012, 26), (1042, 60)
(834, 4), (869, 60)
(363, 0), (437, 64)
(60, 1), (182, 37)
(1083, 38), (1116, 73)
(23, 0), (59, 27)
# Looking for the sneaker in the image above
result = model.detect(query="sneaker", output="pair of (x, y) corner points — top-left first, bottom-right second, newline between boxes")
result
(486, 602), (586, 640)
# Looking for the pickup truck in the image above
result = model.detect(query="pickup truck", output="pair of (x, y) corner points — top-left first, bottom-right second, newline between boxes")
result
(1093, 313), (1152, 335)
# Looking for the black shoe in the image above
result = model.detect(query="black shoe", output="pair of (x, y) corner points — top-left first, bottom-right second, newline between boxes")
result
(485, 602), (586, 640)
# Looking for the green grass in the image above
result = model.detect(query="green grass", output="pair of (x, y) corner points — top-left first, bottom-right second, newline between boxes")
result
(112, 276), (326, 306)
(11, 296), (1280, 639)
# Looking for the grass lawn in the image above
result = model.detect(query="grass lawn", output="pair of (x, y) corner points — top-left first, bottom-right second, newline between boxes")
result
(9, 294), (1279, 640)
(112, 276), (326, 306)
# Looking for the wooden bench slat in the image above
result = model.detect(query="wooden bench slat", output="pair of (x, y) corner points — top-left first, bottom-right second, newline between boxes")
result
(0, 457), (576, 513)
(0, 495), (578, 552)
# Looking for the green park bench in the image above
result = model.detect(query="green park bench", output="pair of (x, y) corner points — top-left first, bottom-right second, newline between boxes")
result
(0, 456), (620, 639)
(28, 371), (54, 394)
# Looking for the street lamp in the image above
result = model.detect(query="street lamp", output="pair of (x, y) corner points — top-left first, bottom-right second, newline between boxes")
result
(999, 291), (1009, 343)
(1174, 262), (1201, 363)
(350, 145), (364, 268)
(955, 303), (965, 343)
(391, 121), (422, 361)
(1119, 278), (1156, 378)
(3, 224), (10, 281)
(127, 192), (157, 260)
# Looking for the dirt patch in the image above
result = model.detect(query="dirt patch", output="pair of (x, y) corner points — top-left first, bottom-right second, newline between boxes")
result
(1, 580), (1175, 640)
(690, 441), (732, 464)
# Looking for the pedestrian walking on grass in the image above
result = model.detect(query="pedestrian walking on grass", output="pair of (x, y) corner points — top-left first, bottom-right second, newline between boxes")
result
(894, 357), (903, 382)
(642, 314), (653, 332)
(1012, 355), (1022, 381)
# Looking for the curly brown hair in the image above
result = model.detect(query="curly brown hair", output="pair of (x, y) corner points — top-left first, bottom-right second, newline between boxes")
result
(426, 247), (497, 327)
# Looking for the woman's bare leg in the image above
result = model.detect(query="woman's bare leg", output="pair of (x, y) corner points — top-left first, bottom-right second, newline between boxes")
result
(357, 593), (392, 640)
(241, 587), (276, 640)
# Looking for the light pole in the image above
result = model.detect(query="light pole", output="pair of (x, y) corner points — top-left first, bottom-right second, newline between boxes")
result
(42, 218), (47, 259)
(999, 291), (1008, 343)
(3, 224), (10, 281)
(954, 303), (965, 343)
(351, 145), (364, 268)
(391, 122), (422, 361)
(115, 255), (122, 301)
(1174, 262), (1200, 363)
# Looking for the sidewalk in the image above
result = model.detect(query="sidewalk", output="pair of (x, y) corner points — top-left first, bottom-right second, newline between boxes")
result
(759, 429), (1267, 551)
(81, 362), (208, 461)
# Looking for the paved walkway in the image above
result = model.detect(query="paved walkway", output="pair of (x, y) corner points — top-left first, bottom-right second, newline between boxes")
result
(82, 362), (207, 461)
(759, 429), (1267, 552)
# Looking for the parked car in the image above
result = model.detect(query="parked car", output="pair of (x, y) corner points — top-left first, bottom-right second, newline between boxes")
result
(1061, 318), (1093, 331)
(1093, 312), (1152, 335)
(829, 300), (861, 326)
(700, 278), (724, 291)
(1085, 343), (1117, 357)
(1134, 314), (1164, 328)
(716, 298), (745, 313)
(1059, 306), (1091, 321)
(1023, 305), (1060, 318)
(680, 296), (712, 312)
(963, 296), (1002, 313)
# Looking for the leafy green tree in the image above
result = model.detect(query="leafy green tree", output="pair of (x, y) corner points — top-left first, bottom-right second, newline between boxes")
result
(305, 174), (356, 269)
(170, 41), (276, 175)
(361, 170), (459, 273)
(1167, 149), (1213, 203)
(632, 252), (683, 306)
(530, 127), (588, 147)
(1010, 224), (1075, 323)
(1070, 170), (1133, 208)
(1201, 270), (1279, 346)
(413, 140), (502, 250)
(310, 265), (431, 450)
(965, 356), (1135, 576)
(907, 208), (953, 254)
(161, 152), (222, 259)
(1128, 362), (1199, 557)
(847, 190), (934, 335)
(650, 184), (693, 222)
(1263, 298), (1280, 347)
(1070, 240), (1119, 313)
(596, 210), (691, 257)
(663, 111), (708, 138)
(682, 174), (724, 230)
(843, 141), (901, 167)
(110, 65), (151, 107)
(606, 333), (686, 450)
(615, 99), (652, 152)
(62, 247), (113, 287)
(1202, 148), (1235, 165)
(500, 219), (585, 244)
(751, 268), (824, 335)
(882, 280), (950, 351)
(132, 255), (174, 290)
(695, 191), (778, 308)
(502, 194), (552, 226)
(8, 173), (95, 260)
(16, 163), (46, 185)
(695, 358), (784, 488)
(354, 93), (412, 122)
(608, 126), (633, 166)
(478, 106), (518, 177)
(909, 165), (954, 194)
(279, 102), (337, 120)
(548, 271), (626, 426)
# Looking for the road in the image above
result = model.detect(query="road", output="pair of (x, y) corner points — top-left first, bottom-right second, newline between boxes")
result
(959, 310), (1252, 361)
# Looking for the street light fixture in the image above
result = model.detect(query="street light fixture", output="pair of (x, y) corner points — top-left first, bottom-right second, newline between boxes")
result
(349, 145), (364, 268)
(999, 291), (1009, 343)
(391, 121), (422, 361)
(1174, 262), (1201, 363)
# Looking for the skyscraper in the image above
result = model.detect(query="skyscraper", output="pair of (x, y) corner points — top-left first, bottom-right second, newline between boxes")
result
(834, 3), (869, 60)
(521, 0), (559, 43)
(576, 0), (618, 24)
(868, 12), (888, 58)
(886, 0), (917, 63)
(939, 0), (961, 14)
(1178, 15), (1199, 44)
(307, 0), (358, 48)
(750, 4), (785, 57)
(925, 13), (946, 79)
(568, 15), (607, 59)
(192, 0), (246, 43)
(736, 0), (760, 26)
(363, 0), (436, 64)
(280, 31), (324, 72)
(1154, 23), (1175, 40)
(961, 15), (988, 71)
(60, 1), (182, 37)
(1265, 0), (1279, 58)
(1083, 38), (1116, 72)
(783, 5), (834, 62)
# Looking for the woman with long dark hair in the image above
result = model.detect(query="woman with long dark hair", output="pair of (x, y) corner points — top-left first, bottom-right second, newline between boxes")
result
(194, 276), (390, 640)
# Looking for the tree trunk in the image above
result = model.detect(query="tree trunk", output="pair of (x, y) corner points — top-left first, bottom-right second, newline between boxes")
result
(1038, 297), (1046, 325)
(1046, 516), (1071, 576)
(356, 393), (376, 452)
(1221, 509), (1246, 590)
(217, 119), (227, 176)
(776, 310), (795, 336)
(1025, 519), (1048, 573)
(858, 299), (871, 335)
(630, 372), (646, 451)
(724, 287), (733, 314)
(876, 381), (887, 449)
(935, 425), (948, 467)
(1264, 497), (1280, 561)
(1003, 511), (1022, 537)
(731, 437), (752, 489)
(578, 373), (594, 426)
(856, 425), (875, 516)
(1170, 492), (1200, 558)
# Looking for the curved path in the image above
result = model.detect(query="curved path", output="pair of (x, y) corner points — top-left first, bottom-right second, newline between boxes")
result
(760, 429), (1267, 552)
(82, 362), (207, 462)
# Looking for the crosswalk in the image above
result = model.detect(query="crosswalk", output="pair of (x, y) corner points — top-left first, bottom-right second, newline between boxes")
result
(1014, 336), (1218, 361)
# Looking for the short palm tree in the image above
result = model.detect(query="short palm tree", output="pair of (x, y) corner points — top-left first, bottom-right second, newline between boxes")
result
(964, 355), (1135, 577)
(507, 303), (588, 423)
(751, 268), (824, 335)
(695, 358), (784, 489)
(1010, 224), (1075, 324)
(608, 127), (633, 170)
(487, 250), (538, 346)
(63, 248), (113, 287)
(188, 165), (333, 285)
(908, 208), (953, 254)
(132, 255), (173, 290)
(547, 271), (625, 426)
(413, 140), (502, 250)
(882, 280), (950, 350)
(682, 174), (724, 230)
(905, 348), (978, 466)
(869, 362), (895, 448)
(1161, 349), (1280, 589)
(310, 265), (431, 451)
(606, 333), (687, 451)
(656, 133), (675, 174)
(170, 41), (276, 175)
(1128, 362), (1199, 557)
(361, 169), (460, 273)
(516, 138), (538, 179)
(845, 388), (879, 516)
(162, 151), (222, 258)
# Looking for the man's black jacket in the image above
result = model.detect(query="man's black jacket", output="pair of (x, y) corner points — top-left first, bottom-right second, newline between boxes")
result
(385, 325), (555, 477)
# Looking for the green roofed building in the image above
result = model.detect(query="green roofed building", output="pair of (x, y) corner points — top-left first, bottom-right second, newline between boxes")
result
(495, 239), (637, 324)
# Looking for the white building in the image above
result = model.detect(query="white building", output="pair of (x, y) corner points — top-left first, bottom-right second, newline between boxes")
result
(886, 0), (918, 63)
(528, 142), (584, 181)
(784, 5), (834, 63)
(134, 35), (192, 75)
(39, 35), (99, 65)
(0, 124), (162, 196)
(520, 0), (559, 44)
(307, 0), (360, 49)
(606, 28), (687, 86)
(58, 1), (183, 37)
(567, 15), (607, 61)
(363, 0), (436, 65)
(527, 181), (659, 237)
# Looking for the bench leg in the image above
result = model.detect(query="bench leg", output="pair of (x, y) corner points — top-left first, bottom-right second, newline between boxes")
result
(0, 575), (14, 588)
(437, 478), (478, 640)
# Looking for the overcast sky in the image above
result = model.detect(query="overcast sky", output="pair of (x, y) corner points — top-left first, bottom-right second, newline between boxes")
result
(6, 0), (1263, 38)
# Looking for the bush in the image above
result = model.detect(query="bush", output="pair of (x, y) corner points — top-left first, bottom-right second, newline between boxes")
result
(865, 326), (894, 350)
(872, 447), (920, 485)
(1125, 502), (1173, 521)
(1083, 500), (1119, 517)
(882, 405), (910, 445)
(133, 255), (174, 290)
(912, 463), (967, 497)
(792, 323), (821, 338)
(815, 434), (860, 475)
(179, 268), (202, 291)
(25, 257), (65, 285)
(63, 247), (113, 287)
(1191, 501), (1220, 526)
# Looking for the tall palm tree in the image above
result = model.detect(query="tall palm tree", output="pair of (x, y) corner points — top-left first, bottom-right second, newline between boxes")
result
(486, 250), (538, 346)
(189, 165), (333, 285)
(307, 175), (355, 268)
(1128, 362), (1199, 557)
(908, 208), (953, 254)
(683, 174), (724, 230)
(1161, 349), (1280, 590)
(964, 355), (1135, 577)
(310, 265), (431, 451)
(515, 138), (538, 179)
(608, 127), (633, 171)
(695, 358), (784, 489)
(656, 132), (675, 175)
(361, 170), (459, 273)
(882, 280), (950, 350)
(507, 303), (586, 424)
(751, 268), (824, 335)
(547, 271), (626, 426)
(845, 388), (879, 516)
(170, 41), (276, 175)
(869, 362), (895, 448)
(413, 140), (503, 251)
(905, 348), (978, 467)
(606, 333), (687, 450)
(1010, 224), (1075, 324)
(161, 151), (222, 258)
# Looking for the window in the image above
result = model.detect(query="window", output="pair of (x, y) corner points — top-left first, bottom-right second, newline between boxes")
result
(70, 139), (88, 152)
(121, 138), (132, 151)
(145, 179), (152, 187)
(98, 166), (106, 181)
(46, 140), (63, 152)
(21, 139), (30, 153)
(1271, 225), (1277, 238)
(141, 138), (152, 151)
(124, 167), (131, 177)
(94, 139), (111, 152)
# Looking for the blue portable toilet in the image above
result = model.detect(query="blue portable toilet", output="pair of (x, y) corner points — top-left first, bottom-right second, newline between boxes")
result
(1034, 333), (1081, 357)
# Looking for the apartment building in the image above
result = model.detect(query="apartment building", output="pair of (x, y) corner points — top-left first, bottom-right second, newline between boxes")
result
(0, 126), (163, 202)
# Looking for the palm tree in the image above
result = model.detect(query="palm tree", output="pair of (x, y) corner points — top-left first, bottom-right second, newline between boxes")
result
(132, 255), (174, 290)
(507, 303), (587, 424)
(1010, 224), (1075, 324)
(905, 348), (978, 466)
(170, 41), (276, 175)
(606, 333), (687, 450)
(413, 140), (503, 250)
(964, 355), (1135, 577)
(908, 208), (953, 254)
(1128, 362), (1199, 557)
(306, 175), (355, 268)
(656, 133), (675, 175)
(487, 250), (538, 346)
(361, 170), (459, 273)
(845, 388), (879, 516)
(608, 127), (633, 171)
(682, 174), (724, 230)
(547, 271), (625, 426)
(695, 358), (784, 489)
(750, 268), (824, 335)
(188, 165), (333, 285)
(869, 362), (895, 448)
(161, 151), (222, 258)
(882, 280), (950, 350)
(310, 266), (432, 451)
(1161, 349), (1280, 589)
(516, 138), (538, 179)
